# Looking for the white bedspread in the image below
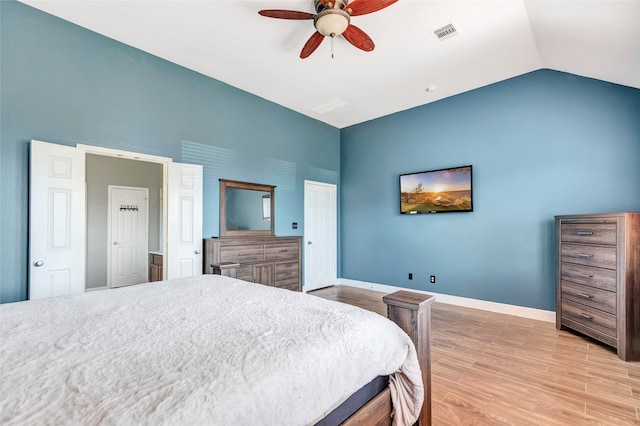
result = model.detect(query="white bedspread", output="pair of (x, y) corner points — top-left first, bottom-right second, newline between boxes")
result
(0, 275), (423, 425)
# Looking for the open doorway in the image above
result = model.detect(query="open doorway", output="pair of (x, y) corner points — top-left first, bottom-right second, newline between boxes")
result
(29, 140), (203, 300)
(86, 154), (163, 290)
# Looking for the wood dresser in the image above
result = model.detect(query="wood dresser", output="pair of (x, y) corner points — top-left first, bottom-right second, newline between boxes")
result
(203, 236), (302, 292)
(555, 213), (640, 361)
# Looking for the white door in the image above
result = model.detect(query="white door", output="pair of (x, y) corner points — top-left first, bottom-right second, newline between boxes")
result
(29, 140), (86, 299)
(108, 186), (149, 288)
(167, 162), (203, 279)
(303, 181), (337, 292)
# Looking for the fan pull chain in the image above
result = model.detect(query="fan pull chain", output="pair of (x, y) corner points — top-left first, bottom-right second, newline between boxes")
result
(331, 36), (334, 59)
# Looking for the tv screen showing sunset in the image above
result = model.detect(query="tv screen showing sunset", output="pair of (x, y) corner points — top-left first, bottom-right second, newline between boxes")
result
(400, 166), (473, 213)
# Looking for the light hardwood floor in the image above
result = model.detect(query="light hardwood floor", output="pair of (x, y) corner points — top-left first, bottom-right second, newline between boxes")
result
(309, 286), (640, 426)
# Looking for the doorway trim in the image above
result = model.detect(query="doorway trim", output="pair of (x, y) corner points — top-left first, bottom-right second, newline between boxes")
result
(77, 144), (172, 282)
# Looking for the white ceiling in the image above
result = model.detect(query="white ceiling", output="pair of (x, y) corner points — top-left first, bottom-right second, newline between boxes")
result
(19, 0), (640, 129)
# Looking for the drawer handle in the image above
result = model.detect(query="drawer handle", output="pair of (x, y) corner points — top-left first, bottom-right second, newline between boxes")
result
(577, 273), (594, 279)
(575, 253), (593, 258)
(576, 292), (593, 299)
(578, 313), (593, 320)
(576, 231), (594, 236)
(238, 253), (250, 256)
(279, 249), (289, 253)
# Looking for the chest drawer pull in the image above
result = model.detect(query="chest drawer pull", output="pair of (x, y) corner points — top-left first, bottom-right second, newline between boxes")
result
(577, 273), (594, 278)
(279, 249), (288, 253)
(576, 253), (593, 258)
(576, 231), (594, 236)
(579, 313), (593, 320)
(576, 292), (593, 299)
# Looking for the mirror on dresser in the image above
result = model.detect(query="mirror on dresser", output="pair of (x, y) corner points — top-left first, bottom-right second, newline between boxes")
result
(205, 179), (302, 291)
(219, 179), (275, 237)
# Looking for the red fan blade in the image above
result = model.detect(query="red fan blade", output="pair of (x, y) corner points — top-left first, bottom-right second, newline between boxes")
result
(342, 24), (375, 52)
(300, 31), (325, 58)
(346, 0), (398, 16)
(258, 10), (315, 20)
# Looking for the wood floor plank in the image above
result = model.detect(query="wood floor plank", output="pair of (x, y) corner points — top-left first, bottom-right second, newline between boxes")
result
(432, 400), (480, 426)
(440, 392), (496, 424)
(585, 374), (634, 398)
(308, 286), (640, 426)
(584, 404), (640, 425)
(442, 354), (592, 415)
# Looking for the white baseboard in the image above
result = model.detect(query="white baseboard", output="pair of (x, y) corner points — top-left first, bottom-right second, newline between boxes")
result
(339, 278), (556, 323)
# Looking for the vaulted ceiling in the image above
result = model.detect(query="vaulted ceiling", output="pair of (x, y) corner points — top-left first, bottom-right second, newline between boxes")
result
(19, 0), (640, 129)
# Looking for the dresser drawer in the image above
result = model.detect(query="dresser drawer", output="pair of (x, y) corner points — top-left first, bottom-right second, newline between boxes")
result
(276, 260), (298, 274)
(235, 265), (254, 281)
(561, 223), (617, 245)
(561, 281), (616, 315)
(220, 245), (264, 263)
(560, 262), (616, 292)
(276, 261), (299, 282)
(560, 244), (616, 269)
(561, 299), (616, 338)
(265, 243), (299, 260)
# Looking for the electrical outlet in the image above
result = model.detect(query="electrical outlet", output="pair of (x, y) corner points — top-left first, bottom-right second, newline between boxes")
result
(430, 275), (436, 284)
(408, 273), (413, 280)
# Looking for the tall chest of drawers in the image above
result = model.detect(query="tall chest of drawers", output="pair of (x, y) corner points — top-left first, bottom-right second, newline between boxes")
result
(556, 213), (640, 361)
(203, 236), (302, 292)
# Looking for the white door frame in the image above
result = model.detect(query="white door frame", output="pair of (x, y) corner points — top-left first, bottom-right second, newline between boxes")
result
(77, 144), (170, 282)
(303, 180), (337, 292)
(107, 185), (150, 288)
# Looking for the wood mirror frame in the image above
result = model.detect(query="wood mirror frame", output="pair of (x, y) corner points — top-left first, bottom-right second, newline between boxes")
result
(219, 179), (275, 237)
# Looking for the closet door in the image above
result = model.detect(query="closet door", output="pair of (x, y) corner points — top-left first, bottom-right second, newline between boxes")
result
(303, 181), (337, 292)
(29, 140), (86, 299)
(166, 162), (203, 279)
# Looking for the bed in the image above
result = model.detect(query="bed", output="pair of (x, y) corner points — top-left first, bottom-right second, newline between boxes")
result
(0, 275), (430, 425)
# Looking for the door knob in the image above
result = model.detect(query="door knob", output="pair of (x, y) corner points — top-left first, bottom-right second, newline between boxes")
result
(33, 260), (44, 267)
(195, 250), (201, 254)
(113, 241), (119, 245)
(307, 241), (312, 245)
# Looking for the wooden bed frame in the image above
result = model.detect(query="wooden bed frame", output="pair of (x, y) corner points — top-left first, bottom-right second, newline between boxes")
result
(341, 291), (434, 426)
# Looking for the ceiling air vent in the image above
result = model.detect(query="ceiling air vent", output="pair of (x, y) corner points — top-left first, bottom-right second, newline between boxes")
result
(311, 98), (348, 115)
(433, 23), (459, 41)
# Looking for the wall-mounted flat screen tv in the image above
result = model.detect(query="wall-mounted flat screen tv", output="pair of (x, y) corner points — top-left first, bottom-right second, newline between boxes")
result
(400, 165), (473, 214)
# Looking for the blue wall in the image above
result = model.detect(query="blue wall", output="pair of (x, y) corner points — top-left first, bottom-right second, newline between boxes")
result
(340, 70), (640, 311)
(0, 1), (340, 303)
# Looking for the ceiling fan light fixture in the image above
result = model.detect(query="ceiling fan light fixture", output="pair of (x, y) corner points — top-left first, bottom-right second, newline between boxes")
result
(314, 9), (350, 37)
(259, 0), (397, 58)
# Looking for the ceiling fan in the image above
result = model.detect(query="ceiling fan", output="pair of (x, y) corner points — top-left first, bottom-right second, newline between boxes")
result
(258, 0), (398, 59)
